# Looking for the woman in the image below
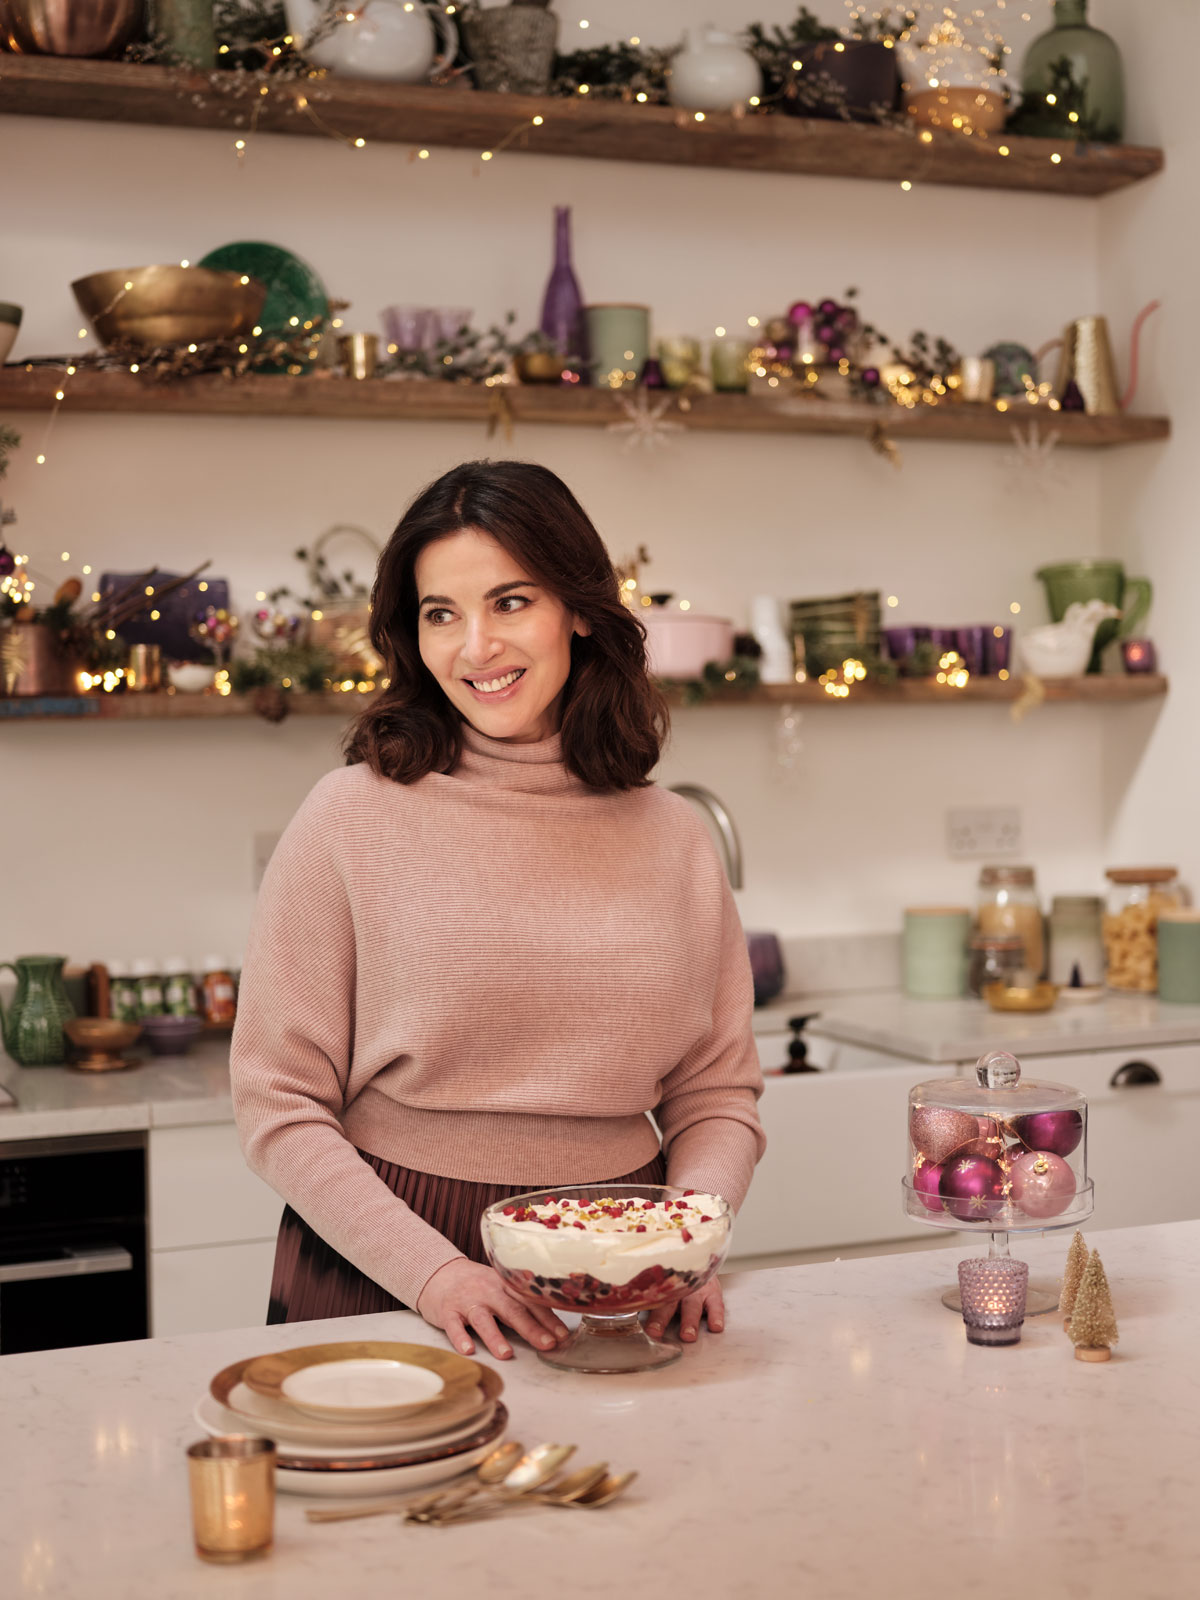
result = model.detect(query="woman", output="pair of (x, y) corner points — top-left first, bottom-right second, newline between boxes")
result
(231, 459), (765, 1361)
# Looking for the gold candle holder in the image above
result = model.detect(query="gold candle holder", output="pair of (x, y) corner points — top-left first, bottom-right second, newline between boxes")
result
(186, 1437), (275, 1564)
(338, 332), (379, 380)
(126, 643), (162, 692)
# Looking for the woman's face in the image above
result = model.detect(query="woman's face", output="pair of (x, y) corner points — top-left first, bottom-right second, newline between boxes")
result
(415, 528), (589, 744)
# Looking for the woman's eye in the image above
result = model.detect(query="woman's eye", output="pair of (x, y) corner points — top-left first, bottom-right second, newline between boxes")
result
(423, 608), (453, 626)
(496, 595), (530, 613)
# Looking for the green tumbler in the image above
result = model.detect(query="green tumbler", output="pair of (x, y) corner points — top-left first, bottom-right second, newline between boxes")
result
(903, 908), (971, 1000)
(1156, 911), (1200, 1004)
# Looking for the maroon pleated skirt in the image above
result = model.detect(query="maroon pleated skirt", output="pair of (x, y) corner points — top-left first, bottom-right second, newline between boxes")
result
(266, 1146), (667, 1324)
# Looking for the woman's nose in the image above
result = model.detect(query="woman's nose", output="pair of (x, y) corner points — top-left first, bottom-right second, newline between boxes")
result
(461, 614), (503, 665)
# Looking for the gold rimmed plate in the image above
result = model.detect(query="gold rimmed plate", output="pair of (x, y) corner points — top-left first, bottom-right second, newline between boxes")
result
(238, 1342), (485, 1425)
(210, 1358), (502, 1448)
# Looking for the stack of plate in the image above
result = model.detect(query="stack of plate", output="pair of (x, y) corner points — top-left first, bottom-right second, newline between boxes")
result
(194, 1340), (506, 1498)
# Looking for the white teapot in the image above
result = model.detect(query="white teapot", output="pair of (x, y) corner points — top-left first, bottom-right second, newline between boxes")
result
(1018, 600), (1120, 679)
(284, 0), (457, 81)
(668, 26), (762, 112)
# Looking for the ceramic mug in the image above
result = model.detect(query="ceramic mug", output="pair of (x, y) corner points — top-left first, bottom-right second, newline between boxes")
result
(584, 305), (649, 390)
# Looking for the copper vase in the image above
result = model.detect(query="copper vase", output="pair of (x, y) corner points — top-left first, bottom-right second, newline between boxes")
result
(0, 0), (145, 57)
(0, 622), (81, 697)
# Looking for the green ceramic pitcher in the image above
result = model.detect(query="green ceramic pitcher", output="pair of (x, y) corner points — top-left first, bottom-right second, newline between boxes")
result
(1035, 561), (1151, 673)
(0, 955), (75, 1065)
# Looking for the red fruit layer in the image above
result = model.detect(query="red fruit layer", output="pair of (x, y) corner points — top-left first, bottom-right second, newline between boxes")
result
(494, 1260), (719, 1314)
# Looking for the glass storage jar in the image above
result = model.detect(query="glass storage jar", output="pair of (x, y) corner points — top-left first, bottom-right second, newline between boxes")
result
(976, 865), (1045, 979)
(1048, 895), (1105, 988)
(967, 934), (1025, 997)
(1103, 867), (1182, 992)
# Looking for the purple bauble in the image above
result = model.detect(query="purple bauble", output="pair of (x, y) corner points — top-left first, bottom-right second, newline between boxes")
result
(861, 367), (881, 388)
(1009, 1151), (1076, 1219)
(1011, 1109), (1083, 1158)
(787, 300), (813, 326)
(0, 544), (15, 578)
(913, 1159), (946, 1213)
(818, 298), (840, 317)
(939, 1155), (1006, 1223)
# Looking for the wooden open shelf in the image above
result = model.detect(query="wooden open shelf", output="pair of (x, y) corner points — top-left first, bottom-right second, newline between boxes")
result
(0, 367), (1170, 448)
(0, 57), (1164, 197)
(0, 676), (1168, 723)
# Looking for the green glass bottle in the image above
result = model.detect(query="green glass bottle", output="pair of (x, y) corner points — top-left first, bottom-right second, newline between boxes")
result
(1019, 0), (1124, 143)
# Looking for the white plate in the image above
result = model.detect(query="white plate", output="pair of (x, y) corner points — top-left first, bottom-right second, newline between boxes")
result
(213, 1374), (496, 1447)
(193, 1392), (496, 1462)
(276, 1435), (504, 1498)
(281, 1356), (445, 1418)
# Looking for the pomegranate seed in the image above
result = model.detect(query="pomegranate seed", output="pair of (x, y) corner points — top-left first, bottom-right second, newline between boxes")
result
(502, 1205), (516, 1215)
(636, 1224), (647, 1232)
(700, 1215), (713, 1223)
(642, 1201), (655, 1210)
(683, 1189), (695, 1196)
(681, 1228), (693, 1243)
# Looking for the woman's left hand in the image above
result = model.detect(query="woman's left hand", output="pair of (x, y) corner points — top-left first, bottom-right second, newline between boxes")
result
(644, 1277), (725, 1343)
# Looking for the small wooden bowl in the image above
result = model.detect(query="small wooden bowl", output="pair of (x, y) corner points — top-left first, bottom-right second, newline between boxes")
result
(983, 981), (1059, 1014)
(64, 1017), (141, 1071)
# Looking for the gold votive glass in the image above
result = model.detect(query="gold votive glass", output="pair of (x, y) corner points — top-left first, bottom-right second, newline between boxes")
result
(126, 643), (162, 692)
(710, 336), (751, 392)
(338, 332), (379, 380)
(657, 335), (702, 389)
(186, 1437), (275, 1563)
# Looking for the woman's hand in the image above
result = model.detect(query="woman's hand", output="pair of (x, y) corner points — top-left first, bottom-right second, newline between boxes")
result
(416, 1258), (570, 1361)
(644, 1277), (726, 1344)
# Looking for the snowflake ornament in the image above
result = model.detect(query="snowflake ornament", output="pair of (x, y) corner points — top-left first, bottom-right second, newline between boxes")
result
(606, 391), (685, 452)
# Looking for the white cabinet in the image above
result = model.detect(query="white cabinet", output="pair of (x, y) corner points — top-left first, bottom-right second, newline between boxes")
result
(1000, 1043), (1200, 1234)
(731, 1067), (930, 1259)
(148, 1123), (282, 1335)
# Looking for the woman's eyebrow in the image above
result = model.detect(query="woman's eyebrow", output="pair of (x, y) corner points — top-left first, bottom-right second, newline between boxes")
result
(418, 581), (540, 607)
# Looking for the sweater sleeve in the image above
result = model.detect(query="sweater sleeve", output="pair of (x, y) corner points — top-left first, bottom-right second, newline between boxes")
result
(229, 780), (464, 1309)
(655, 872), (767, 1212)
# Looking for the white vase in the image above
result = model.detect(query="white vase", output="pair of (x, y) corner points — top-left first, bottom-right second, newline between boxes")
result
(668, 27), (762, 112)
(749, 597), (794, 685)
(283, 0), (457, 81)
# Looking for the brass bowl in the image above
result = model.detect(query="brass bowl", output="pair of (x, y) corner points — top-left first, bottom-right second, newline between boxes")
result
(983, 981), (1059, 1014)
(515, 350), (568, 384)
(71, 265), (267, 350)
(64, 1017), (141, 1071)
(0, 0), (144, 58)
(905, 87), (1007, 136)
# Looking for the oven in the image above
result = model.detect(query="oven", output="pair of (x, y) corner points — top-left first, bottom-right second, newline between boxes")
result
(0, 1129), (148, 1355)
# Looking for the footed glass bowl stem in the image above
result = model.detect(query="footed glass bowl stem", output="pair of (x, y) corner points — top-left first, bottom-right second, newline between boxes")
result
(537, 1310), (681, 1373)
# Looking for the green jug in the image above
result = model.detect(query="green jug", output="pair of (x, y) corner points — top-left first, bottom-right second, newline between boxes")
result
(0, 955), (75, 1065)
(1035, 561), (1152, 674)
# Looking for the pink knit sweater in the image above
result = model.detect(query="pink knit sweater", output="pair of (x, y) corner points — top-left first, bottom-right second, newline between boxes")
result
(230, 724), (766, 1308)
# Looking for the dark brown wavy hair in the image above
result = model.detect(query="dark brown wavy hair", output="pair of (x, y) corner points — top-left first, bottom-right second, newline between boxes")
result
(343, 460), (668, 790)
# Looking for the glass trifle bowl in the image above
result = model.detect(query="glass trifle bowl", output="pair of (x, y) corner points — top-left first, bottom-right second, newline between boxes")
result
(481, 1184), (732, 1373)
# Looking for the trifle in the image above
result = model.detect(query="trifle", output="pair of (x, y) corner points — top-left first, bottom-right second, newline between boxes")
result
(481, 1185), (732, 1372)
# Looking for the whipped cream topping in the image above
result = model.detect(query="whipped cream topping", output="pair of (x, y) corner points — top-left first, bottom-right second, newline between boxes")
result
(484, 1192), (729, 1286)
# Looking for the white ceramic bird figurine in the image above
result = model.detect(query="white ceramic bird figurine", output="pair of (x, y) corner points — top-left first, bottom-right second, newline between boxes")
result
(1019, 599), (1121, 679)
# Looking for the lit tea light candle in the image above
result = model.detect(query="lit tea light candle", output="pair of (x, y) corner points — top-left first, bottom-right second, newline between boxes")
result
(1121, 639), (1157, 675)
(957, 1257), (1028, 1346)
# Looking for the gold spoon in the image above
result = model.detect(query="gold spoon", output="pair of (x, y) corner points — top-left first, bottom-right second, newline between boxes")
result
(428, 1465), (628, 1525)
(528, 1463), (610, 1504)
(306, 1440), (525, 1524)
(563, 1469), (638, 1507)
(407, 1443), (576, 1523)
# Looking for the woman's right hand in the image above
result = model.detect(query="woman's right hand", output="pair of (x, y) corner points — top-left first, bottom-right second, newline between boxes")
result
(416, 1258), (570, 1361)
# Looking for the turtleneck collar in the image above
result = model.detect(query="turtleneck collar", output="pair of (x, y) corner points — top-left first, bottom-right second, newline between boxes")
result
(455, 720), (584, 795)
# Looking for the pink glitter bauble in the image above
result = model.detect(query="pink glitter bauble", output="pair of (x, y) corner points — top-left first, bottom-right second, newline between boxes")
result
(913, 1159), (946, 1213)
(910, 1106), (980, 1166)
(1009, 1150), (1077, 1219)
(939, 1154), (1006, 1223)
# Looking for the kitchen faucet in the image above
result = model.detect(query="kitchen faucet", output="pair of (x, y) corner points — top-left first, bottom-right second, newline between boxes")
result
(666, 785), (744, 890)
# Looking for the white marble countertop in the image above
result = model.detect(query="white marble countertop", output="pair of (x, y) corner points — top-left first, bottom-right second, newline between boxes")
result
(1, 1221), (1195, 1599)
(0, 1037), (236, 1142)
(754, 989), (1200, 1063)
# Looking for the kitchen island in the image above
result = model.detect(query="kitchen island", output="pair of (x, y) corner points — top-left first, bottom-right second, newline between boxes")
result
(1, 1221), (1195, 1599)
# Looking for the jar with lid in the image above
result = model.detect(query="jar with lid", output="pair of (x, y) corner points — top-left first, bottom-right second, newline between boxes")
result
(108, 960), (140, 1024)
(1049, 895), (1105, 988)
(200, 957), (237, 1026)
(967, 934), (1025, 997)
(976, 866), (1045, 979)
(162, 958), (198, 1018)
(1103, 867), (1183, 992)
(130, 958), (165, 1018)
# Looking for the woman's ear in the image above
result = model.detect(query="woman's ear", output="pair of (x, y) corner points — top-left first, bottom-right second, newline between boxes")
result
(572, 615), (592, 638)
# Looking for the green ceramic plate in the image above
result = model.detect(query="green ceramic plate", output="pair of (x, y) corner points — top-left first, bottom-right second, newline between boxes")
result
(197, 241), (329, 337)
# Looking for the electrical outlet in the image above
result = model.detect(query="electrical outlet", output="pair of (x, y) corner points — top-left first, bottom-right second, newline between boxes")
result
(251, 831), (282, 889)
(946, 807), (1022, 861)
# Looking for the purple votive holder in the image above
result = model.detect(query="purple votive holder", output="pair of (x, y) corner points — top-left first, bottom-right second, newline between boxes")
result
(955, 626), (987, 677)
(957, 1257), (1029, 1346)
(984, 625), (1012, 675)
(923, 627), (956, 654)
(1121, 638), (1158, 674)
(883, 626), (918, 673)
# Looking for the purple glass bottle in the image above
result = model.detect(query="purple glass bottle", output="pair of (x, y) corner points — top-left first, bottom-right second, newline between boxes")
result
(540, 206), (585, 367)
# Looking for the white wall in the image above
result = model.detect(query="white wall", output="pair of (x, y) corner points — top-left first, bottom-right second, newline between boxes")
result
(2, 0), (1151, 968)
(1096, 0), (1198, 889)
